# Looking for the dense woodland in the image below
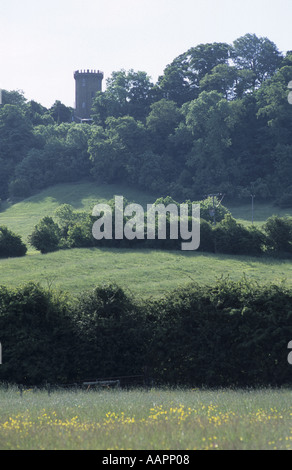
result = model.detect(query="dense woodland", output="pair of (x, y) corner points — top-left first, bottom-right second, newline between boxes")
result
(1, 33), (292, 207)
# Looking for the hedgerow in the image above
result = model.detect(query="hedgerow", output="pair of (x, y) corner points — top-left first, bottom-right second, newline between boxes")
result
(0, 279), (291, 387)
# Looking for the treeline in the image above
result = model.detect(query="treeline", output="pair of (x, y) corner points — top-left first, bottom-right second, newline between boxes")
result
(1, 34), (292, 206)
(0, 279), (291, 387)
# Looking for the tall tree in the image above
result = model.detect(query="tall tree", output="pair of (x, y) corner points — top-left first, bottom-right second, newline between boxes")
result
(89, 116), (148, 184)
(0, 104), (35, 163)
(146, 99), (182, 154)
(232, 34), (283, 89)
(49, 100), (73, 123)
(0, 103), (37, 198)
(92, 69), (155, 125)
(199, 64), (238, 100)
(184, 91), (241, 196)
(157, 42), (230, 105)
(199, 64), (257, 100)
(0, 95), (28, 197)
(1, 89), (27, 109)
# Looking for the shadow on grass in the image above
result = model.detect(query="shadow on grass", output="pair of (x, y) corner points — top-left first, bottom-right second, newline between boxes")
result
(9, 181), (158, 211)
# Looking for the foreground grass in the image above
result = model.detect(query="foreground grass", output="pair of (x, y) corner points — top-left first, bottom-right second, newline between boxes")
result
(0, 247), (291, 298)
(0, 387), (290, 450)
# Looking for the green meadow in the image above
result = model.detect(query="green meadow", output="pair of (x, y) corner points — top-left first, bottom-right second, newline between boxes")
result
(0, 247), (291, 298)
(0, 181), (159, 244)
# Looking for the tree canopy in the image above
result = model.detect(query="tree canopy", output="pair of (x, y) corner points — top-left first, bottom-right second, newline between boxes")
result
(0, 33), (291, 207)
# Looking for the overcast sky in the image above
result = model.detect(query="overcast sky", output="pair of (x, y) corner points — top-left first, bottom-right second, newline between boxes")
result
(1, 0), (292, 108)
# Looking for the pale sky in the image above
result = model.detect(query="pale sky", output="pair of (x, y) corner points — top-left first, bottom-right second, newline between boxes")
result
(1, 0), (292, 108)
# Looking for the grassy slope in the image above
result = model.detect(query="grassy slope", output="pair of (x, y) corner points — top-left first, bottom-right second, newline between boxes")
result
(0, 248), (291, 299)
(0, 182), (291, 297)
(0, 181), (159, 245)
(227, 201), (292, 227)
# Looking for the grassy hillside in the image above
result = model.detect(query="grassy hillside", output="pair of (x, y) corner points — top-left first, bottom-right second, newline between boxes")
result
(0, 181), (159, 245)
(0, 182), (291, 297)
(227, 201), (292, 227)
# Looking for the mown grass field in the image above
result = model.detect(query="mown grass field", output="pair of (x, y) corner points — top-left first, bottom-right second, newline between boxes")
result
(0, 247), (291, 298)
(0, 182), (291, 297)
(0, 387), (290, 450)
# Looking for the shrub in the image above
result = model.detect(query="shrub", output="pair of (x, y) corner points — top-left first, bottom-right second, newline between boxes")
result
(263, 216), (292, 254)
(0, 226), (27, 258)
(197, 218), (214, 252)
(0, 283), (77, 384)
(146, 278), (292, 387)
(28, 217), (61, 254)
(213, 214), (264, 255)
(71, 283), (148, 379)
(196, 196), (230, 224)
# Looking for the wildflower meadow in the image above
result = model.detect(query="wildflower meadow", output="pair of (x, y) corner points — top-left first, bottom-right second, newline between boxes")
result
(0, 386), (290, 450)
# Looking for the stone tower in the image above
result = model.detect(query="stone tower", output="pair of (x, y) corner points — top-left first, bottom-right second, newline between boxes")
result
(74, 69), (104, 122)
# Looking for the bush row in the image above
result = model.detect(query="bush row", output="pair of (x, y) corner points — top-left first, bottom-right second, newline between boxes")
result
(0, 279), (291, 387)
(1, 198), (292, 259)
(28, 199), (292, 257)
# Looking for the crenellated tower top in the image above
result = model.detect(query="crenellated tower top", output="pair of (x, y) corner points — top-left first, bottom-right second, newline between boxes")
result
(74, 69), (104, 78)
